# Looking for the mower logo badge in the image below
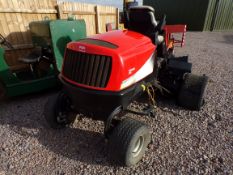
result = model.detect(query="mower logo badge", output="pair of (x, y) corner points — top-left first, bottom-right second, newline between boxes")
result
(78, 45), (86, 52)
(128, 67), (135, 75)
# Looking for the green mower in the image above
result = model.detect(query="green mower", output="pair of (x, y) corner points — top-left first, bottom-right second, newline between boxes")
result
(0, 19), (86, 100)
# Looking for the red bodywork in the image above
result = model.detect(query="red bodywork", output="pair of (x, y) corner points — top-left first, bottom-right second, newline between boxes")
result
(61, 30), (156, 91)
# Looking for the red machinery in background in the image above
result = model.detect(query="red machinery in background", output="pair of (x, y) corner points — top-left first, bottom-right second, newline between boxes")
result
(164, 24), (187, 48)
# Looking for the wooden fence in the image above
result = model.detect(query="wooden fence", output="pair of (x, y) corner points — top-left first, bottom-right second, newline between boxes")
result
(0, 0), (57, 68)
(0, 0), (119, 69)
(58, 2), (119, 36)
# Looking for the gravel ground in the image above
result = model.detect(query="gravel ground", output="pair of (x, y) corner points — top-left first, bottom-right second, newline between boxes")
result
(0, 32), (233, 175)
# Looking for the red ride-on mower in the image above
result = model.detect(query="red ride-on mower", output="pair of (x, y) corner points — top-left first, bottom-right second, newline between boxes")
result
(44, 6), (208, 166)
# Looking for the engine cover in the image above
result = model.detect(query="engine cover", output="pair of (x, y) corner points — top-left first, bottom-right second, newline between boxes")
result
(61, 30), (156, 91)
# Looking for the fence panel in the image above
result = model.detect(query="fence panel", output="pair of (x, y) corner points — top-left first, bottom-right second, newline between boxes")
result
(58, 2), (119, 35)
(0, 0), (57, 49)
(58, 2), (96, 36)
(0, 0), (57, 67)
(213, 0), (233, 31)
(98, 5), (119, 33)
(0, 1), (119, 69)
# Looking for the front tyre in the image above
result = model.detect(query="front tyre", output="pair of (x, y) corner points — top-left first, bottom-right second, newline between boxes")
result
(108, 118), (151, 166)
(44, 91), (76, 129)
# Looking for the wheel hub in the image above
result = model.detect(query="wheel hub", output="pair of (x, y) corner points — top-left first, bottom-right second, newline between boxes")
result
(132, 136), (144, 157)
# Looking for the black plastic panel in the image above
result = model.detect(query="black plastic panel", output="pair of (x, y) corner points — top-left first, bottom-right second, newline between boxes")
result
(63, 49), (112, 88)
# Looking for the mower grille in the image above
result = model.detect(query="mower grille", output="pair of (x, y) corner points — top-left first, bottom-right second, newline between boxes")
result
(63, 49), (112, 88)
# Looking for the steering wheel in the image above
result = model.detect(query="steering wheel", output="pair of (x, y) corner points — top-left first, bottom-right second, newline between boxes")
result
(0, 34), (14, 49)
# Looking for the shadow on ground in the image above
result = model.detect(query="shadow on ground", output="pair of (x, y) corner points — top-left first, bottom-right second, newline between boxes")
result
(0, 92), (110, 166)
(0, 91), (181, 166)
(222, 34), (233, 44)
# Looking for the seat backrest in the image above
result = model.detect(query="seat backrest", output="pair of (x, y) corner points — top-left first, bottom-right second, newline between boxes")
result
(128, 6), (158, 40)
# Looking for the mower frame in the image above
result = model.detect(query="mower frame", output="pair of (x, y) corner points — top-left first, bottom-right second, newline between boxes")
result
(44, 5), (208, 167)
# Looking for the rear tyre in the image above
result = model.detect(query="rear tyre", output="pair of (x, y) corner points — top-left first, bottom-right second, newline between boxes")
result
(108, 118), (151, 166)
(44, 91), (76, 129)
(177, 73), (208, 110)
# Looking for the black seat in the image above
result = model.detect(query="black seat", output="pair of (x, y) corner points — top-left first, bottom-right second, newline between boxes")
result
(19, 47), (53, 64)
(18, 49), (42, 74)
(128, 6), (165, 44)
(19, 50), (41, 64)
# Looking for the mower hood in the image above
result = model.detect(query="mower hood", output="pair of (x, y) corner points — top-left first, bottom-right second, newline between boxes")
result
(63, 30), (156, 91)
(90, 30), (152, 53)
(67, 30), (155, 56)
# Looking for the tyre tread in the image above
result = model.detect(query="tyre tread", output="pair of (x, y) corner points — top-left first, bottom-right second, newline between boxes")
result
(109, 118), (150, 166)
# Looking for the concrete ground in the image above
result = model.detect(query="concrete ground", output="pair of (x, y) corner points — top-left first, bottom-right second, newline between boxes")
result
(0, 32), (233, 174)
